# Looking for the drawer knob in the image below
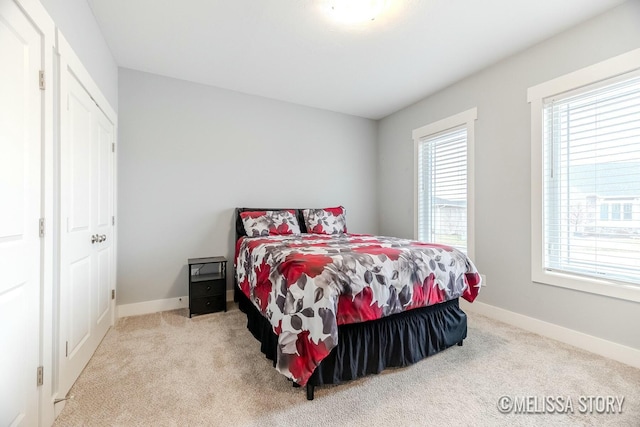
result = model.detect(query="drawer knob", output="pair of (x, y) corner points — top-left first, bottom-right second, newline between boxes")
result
(206, 301), (211, 306)
(206, 286), (211, 291)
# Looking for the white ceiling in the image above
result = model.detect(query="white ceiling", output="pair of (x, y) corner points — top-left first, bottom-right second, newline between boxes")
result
(87, 0), (626, 119)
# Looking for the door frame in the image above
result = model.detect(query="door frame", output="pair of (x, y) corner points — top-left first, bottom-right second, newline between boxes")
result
(12, 1), (55, 426)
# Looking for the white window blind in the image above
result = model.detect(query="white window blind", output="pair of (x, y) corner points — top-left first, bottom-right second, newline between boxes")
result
(417, 126), (468, 253)
(543, 72), (640, 286)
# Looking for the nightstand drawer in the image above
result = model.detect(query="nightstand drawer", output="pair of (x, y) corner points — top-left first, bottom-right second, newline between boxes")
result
(190, 295), (225, 315)
(190, 279), (225, 298)
(188, 256), (227, 318)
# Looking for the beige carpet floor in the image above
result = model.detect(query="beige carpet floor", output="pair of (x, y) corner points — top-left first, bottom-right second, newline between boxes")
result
(53, 305), (640, 427)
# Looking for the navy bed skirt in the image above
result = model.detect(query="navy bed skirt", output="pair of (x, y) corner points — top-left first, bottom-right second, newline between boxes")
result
(237, 289), (467, 389)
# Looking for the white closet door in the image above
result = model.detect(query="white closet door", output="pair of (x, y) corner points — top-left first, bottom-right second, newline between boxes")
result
(59, 69), (114, 396)
(0, 1), (43, 426)
(94, 108), (115, 331)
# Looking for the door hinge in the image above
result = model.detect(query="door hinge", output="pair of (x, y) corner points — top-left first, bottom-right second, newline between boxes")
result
(111, 289), (116, 300)
(37, 366), (43, 386)
(39, 70), (45, 90)
(65, 341), (68, 357)
(112, 216), (115, 226)
(39, 218), (45, 238)
(112, 143), (115, 153)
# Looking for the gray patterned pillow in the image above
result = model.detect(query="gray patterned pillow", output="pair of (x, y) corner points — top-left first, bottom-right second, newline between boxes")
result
(240, 210), (301, 236)
(302, 206), (347, 234)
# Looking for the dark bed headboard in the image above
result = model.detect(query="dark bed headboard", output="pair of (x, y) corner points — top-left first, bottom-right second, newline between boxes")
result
(235, 207), (308, 241)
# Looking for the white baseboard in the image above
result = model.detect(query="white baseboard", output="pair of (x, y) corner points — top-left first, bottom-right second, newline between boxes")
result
(116, 291), (236, 318)
(461, 300), (640, 370)
(54, 399), (66, 418)
(117, 296), (189, 318)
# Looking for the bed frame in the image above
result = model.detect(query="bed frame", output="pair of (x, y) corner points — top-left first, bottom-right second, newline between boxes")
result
(233, 207), (468, 400)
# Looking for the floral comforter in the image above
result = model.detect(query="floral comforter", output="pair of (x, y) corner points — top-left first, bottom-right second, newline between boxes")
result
(235, 234), (482, 386)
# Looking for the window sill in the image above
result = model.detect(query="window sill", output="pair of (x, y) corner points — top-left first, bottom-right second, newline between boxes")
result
(532, 269), (640, 303)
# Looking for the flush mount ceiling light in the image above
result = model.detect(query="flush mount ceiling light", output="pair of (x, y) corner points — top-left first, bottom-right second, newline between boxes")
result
(323, 0), (390, 24)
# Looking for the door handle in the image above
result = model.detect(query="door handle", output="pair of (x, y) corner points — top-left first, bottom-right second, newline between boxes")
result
(92, 234), (107, 243)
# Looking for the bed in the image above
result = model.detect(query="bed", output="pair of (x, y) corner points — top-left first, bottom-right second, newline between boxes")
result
(234, 207), (481, 400)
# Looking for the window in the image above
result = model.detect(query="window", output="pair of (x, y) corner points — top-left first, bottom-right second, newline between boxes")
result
(600, 203), (609, 220)
(611, 204), (622, 221)
(413, 108), (477, 257)
(529, 48), (640, 302)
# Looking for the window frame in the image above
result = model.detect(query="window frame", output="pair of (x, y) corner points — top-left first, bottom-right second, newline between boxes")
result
(600, 203), (609, 221)
(528, 48), (640, 303)
(612, 204), (621, 221)
(412, 108), (477, 260)
(623, 203), (633, 221)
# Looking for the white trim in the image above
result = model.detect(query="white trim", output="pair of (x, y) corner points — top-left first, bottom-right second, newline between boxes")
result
(412, 108), (478, 139)
(40, 35), (56, 427)
(117, 297), (190, 318)
(461, 300), (640, 370)
(116, 291), (236, 318)
(527, 48), (640, 102)
(414, 141), (418, 242)
(112, 126), (118, 326)
(466, 115), (476, 261)
(15, 0), (55, 43)
(56, 31), (117, 124)
(528, 49), (640, 303)
(54, 399), (66, 418)
(536, 270), (640, 303)
(412, 107), (478, 260)
(13, 1), (56, 425)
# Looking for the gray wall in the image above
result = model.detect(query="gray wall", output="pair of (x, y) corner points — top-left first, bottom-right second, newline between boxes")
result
(117, 68), (378, 305)
(377, 0), (640, 349)
(40, 0), (118, 110)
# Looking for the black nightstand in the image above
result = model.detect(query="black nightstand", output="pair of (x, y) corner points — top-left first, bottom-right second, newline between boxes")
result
(188, 256), (227, 317)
